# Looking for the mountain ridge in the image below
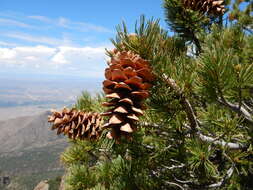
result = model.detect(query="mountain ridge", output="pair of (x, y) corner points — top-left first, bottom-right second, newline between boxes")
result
(0, 111), (67, 154)
(0, 111), (69, 189)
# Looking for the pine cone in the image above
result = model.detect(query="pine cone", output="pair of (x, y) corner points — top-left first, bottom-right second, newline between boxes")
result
(48, 108), (103, 140)
(182, 0), (225, 16)
(102, 50), (154, 140)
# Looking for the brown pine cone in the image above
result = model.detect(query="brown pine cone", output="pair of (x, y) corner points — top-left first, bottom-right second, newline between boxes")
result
(102, 50), (154, 141)
(48, 108), (103, 140)
(182, 0), (225, 16)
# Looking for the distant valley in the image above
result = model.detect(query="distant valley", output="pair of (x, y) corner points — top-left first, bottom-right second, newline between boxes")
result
(0, 111), (68, 190)
(0, 74), (102, 189)
(0, 111), (66, 154)
(0, 74), (102, 120)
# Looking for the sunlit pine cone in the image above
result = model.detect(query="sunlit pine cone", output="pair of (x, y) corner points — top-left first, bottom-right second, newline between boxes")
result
(102, 50), (154, 141)
(48, 108), (103, 140)
(182, 0), (225, 16)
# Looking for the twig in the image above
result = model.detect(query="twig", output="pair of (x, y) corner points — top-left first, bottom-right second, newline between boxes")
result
(197, 132), (246, 150)
(161, 163), (185, 170)
(242, 101), (253, 114)
(171, 167), (234, 189)
(143, 122), (246, 150)
(142, 144), (155, 150)
(164, 76), (200, 131)
(183, 123), (247, 150)
(165, 181), (186, 190)
(207, 167), (234, 188)
(217, 97), (253, 125)
(162, 76), (247, 150)
(173, 176), (193, 184)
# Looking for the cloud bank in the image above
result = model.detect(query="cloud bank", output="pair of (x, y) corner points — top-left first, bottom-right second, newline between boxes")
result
(0, 12), (113, 77)
(0, 45), (109, 77)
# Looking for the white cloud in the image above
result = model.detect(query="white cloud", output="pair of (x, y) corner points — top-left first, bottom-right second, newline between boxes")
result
(0, 45), (109, 77)
(4, 32), (71, 46)
(51, 49), (68, 64)
(28, 15), (112, 33)
(0, 12), (113, 77)
(58, 17), (69, 27)
(14, 46), (56, 56)
(0, 45), (56, 65)
(0, 48), (16, 59)
(51, 46), (106, 64)
(27, 15), (51, 22)
(0, 12), (112, 34)
(0, 41), (18, 47)
(0, 18), (33, 28)
(24, 56), (37, 61)
(73, 21), (112, 33)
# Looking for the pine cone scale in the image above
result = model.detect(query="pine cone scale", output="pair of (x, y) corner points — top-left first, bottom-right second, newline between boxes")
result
(131, 91), (149, 99)
(111, 69), (128, 81)
(123, 67), (137, 78)
(109, 114), (124, 125)
(119, 98), (134, 105)
(114, 106), (129, 114)
(114, 82), (132, 91)
(120, 123), (133, 133)
(106, 93), (121, 99)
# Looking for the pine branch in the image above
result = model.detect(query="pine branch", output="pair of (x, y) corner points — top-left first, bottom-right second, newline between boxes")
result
(162, 75), (247, 150)
(207, 167), (234, 189)
(161, 163), (185, 170)
(173, 176), (193, 185)
(217, 97), (253, 125)
(242, 101), (253, 114)
(165, 181), (186, 190)
(163, 75), (199, 131)
(170, 167), (234, 189)
(148, 119), (247, 150)
(183, 123), (246, 149)
(197, 131), (246, 150)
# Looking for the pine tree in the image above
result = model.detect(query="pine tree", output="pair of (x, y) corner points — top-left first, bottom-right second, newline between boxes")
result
(48, 1), (253, 189)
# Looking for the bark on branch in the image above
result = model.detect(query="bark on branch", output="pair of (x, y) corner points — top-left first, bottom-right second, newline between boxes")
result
(217, 97), (253, 125)
(197, 131), (246, 150)
(164, 77), (200, 131)
(163, 76), (247, 150)
(207, 167), (234, 188)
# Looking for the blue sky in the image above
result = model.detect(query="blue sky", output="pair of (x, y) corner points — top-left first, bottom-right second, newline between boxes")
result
(0, 0), (165, 78)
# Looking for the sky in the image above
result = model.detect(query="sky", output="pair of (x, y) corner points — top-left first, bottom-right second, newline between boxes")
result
(0, 0), (165, 79)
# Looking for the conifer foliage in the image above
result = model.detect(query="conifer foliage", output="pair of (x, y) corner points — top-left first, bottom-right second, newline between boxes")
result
(48, 0), (252, 189)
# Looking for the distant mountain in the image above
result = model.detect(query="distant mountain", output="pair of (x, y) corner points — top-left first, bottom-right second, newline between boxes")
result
(0, 111), (67, 154)
(0, 111), (69, 190)
(0, 75), (102, 109)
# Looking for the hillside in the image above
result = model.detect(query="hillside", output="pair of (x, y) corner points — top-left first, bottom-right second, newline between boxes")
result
(0, 111), (67, 153)
(0, 111), (69, 190)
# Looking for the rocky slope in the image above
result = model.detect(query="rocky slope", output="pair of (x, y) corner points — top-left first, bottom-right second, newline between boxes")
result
(0, 111), (69, 190)
(0, 111), (67, 154)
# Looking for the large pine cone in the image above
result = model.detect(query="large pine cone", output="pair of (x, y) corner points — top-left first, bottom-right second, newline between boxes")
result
(182, 0), (225, 16)
(102, 50), (154, 140)
(48, 108), (103, 140)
